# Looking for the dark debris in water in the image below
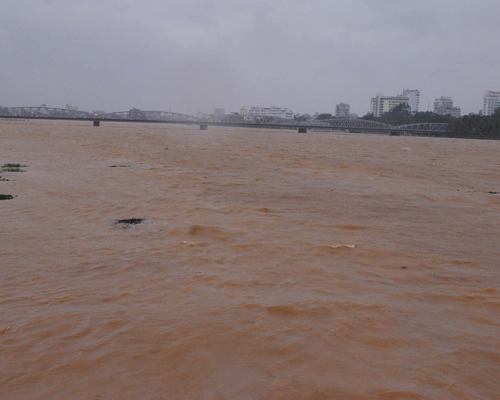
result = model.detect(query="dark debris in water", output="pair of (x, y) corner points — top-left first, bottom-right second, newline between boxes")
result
(1, 163), (27, 172)
(467, 189), (498, 195)
(0, 194), (16, 200)
(114, 218), (146, 226)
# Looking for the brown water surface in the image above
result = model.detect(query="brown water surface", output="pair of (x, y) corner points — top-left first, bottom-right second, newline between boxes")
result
(1, 120), (499, 399)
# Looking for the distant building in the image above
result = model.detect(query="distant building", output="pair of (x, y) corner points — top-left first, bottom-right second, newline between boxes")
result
(335, 103), (350, 118)
(483, 91), (500, 116)
(246, 106), (294, 120)
(402, 89), (420, 114)
(239, 106), (248, 116)
(214, 108), (225, 116)
(370, 93), (409, 117)
(433, 96), (461, 117)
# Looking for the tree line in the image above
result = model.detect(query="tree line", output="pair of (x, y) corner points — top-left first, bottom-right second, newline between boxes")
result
(362, 104), (500, 138)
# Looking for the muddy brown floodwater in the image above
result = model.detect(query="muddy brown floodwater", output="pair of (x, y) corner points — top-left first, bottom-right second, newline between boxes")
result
(0, 120), (499, 399)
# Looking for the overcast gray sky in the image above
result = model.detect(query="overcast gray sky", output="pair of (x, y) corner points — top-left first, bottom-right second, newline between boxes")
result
(1, 0), (499, 116)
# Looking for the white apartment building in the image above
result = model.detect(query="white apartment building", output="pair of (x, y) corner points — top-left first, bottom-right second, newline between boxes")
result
(483, 91), (500, 116)
(402, 89), (420, 114)
(246, 106), (294, 120)
(335, 103), (350, 118)
(433, 96), (461, 117)
(370, 94), (409, 117)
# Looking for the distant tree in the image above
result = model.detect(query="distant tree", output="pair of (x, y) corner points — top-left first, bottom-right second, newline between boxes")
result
(379, 103), (413, 125)
(316, 113), (333, 120)
(413, 111), (450, 123)
(390, 103), (411, 114)
(359, 104), (500, 137)
(295, 114), (313, 121)
(294, 115), (308, 122)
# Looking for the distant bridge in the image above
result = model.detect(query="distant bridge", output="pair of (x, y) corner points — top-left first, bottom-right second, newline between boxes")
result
(98, 109), (197, 122)
(0, 107), (449, 134)
(0, 106), (93, 119)
(0, 106), (197, 122)
(318, 118), (449, 133)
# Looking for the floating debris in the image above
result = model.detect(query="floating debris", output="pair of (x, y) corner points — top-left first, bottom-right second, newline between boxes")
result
(328, 244), (356, 250)
(1, 163), (27, 172)
(114, 218), (146, 226)
(0, 194), (16, 200)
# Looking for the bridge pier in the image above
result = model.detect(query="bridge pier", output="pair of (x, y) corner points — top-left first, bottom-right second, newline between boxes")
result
(298, 127), (307, 133)
(93, 120), (100, 127)
(200, 124), (208, 130)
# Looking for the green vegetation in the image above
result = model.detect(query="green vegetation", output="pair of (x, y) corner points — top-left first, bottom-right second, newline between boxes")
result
(294, 114), (313, 122)
(316, 113), (333, 120)
(362, 106), (500, 138)
(447, 112), (500, 137)
(1, 163), (27, 172)
(0, 194), (15, 200)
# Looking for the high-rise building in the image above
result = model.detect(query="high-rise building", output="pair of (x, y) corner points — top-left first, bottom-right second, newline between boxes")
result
(483, 91), (500, 116)
(402, 89), (420, 114)
(370, 93), (409, 117)
(433, 96), (461, 117)
(335, 103), (350, 118)
(246, 106), (294, 120)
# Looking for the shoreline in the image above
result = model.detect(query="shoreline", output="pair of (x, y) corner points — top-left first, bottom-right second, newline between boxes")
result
(1, 115), (499, 140)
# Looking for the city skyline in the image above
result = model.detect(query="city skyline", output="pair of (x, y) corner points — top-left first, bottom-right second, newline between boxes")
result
(1, 1), (499, 116)
(1, 87), (496, 119)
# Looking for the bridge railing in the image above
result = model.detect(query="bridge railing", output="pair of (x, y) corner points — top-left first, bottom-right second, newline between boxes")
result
(315, 118), (448, 133)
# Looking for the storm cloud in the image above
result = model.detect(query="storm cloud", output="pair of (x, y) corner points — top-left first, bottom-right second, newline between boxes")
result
(1, 0), (499, 115)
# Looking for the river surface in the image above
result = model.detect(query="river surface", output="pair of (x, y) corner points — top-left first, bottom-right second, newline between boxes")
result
(1, 120), (499, 399)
